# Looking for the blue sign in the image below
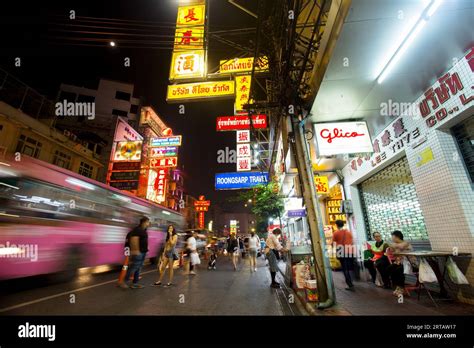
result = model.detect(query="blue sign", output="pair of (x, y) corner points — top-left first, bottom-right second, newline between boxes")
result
(288, 209), (306, 217)
(215, 172), (269, 190)
(150, 136), (182, 147)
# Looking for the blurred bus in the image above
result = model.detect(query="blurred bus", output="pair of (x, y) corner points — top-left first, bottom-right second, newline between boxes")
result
(0, 156), (185, 281)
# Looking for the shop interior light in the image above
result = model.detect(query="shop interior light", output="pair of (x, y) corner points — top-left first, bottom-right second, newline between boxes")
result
(376, 0), (442, 84)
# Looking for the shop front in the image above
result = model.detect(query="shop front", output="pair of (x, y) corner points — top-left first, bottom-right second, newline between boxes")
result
(341, 48), (474, 304)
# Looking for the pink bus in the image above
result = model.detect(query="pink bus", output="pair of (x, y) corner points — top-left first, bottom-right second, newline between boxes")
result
(0, 156), (185, 280)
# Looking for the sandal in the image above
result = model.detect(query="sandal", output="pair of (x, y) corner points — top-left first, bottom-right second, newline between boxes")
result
(165, 282), (173, 287)
(153, 281), (162, 286)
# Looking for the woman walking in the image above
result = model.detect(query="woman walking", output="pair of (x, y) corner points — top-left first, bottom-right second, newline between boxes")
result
(227, 233), (240, 271)
(153, 225), (178, 287)
(248, 232), (260, 272)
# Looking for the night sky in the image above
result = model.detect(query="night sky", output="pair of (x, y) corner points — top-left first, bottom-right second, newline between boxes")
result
(0, 0), (257, 208)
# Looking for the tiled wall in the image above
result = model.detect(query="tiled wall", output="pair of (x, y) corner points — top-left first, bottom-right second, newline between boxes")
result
(341, 50), (474, 304)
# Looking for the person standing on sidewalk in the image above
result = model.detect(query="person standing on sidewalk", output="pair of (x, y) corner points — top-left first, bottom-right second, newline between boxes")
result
(154, 225), (178, 287)
(332, 219), (355, 291)
(119, 216), (150, 289)
(248, 232), (260, 272)
(265, 228), (287, 288)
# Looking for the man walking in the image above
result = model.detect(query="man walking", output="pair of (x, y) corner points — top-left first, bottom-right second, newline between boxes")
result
(332, 219), (355, 291)
(119, 216), (150, 289)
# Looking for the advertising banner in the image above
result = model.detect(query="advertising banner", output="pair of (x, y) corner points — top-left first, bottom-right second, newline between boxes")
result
(150, 136), (182, 147)
(216, 114), (267, 131)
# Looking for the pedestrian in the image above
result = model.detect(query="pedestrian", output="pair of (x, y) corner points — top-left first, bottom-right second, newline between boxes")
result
(265, 228), (287, 288)
(248, 232), (260, 272)
(185, 230), (200, 275)
(153, 225), (178, 287)
(119, 216), (150, 289)
(332, 219), (355, 291)
(227, 233), (240, 271)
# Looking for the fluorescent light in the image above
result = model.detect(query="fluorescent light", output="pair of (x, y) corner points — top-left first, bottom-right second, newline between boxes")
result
(66, 177), (95, 190)
(376, 0), (441, 84)
(0, 212), (20, 218)
(377, 20), (426, 84)
(112, 194), (131, 203)
(427, 0), (442, 17)
(0, 162), (11, 167)
(162, 210), (171, 215)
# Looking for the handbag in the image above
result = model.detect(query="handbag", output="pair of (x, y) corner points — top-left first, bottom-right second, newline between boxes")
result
(446, 257), (469, 285)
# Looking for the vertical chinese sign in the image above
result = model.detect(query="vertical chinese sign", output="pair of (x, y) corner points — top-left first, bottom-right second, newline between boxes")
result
(194, 195), (210, 229)
(170, 1), (207, 81)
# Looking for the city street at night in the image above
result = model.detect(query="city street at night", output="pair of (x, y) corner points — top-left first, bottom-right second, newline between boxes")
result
(1, 0), (473, 346)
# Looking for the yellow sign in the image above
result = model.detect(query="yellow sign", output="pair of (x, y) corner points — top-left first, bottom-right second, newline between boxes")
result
(314, 175), (329, 194)
(176, 5), (206, 26)
(234, 75), (252, 113)
(167, 80), (235, 102)
(174, 26), (204, 50)
(169, 50), (206, 80)
(219, 56), (269, 74)
(416, 147), (434, 167)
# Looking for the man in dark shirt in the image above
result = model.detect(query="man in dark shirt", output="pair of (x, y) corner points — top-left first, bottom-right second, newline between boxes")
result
(120, 216), (150, 289)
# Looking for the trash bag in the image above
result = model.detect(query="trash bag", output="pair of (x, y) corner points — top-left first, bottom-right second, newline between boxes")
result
(446, 257), (469, 285)
(402, 257), (414, 275)
(190, 252), (201, 265)
(419, 258), (438, 283)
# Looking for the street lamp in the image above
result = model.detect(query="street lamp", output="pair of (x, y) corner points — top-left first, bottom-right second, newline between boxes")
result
(109, 41), (116, 47)
(248, 199), (252, 203)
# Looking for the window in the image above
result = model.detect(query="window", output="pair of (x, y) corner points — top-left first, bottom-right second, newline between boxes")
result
(53, 150), (71, 169)
(77, 94), (95, 103)
(112, 109), (128, 117)
(115, 91), (131, 101)
(16, 134), (42, 158)
(452, 116), (474, 183)
(78, 161), (94, 178)
(130, 104), (139, 114)
(58, 91), (77, 103)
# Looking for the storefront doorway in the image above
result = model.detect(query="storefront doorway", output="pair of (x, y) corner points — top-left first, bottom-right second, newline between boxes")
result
(359, 157), (428, 242)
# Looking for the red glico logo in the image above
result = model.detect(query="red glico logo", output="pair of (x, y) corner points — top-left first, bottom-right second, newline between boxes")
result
(320, 128), (365, 144)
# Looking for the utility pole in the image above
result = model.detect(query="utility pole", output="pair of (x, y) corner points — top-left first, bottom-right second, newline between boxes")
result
(290, 113), (335, 307)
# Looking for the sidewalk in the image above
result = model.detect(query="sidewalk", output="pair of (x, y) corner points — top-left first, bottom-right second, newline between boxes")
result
(283, 264), (474, 316)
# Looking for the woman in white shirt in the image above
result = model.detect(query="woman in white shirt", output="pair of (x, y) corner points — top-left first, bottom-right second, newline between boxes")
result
(248, 232), (260, 272)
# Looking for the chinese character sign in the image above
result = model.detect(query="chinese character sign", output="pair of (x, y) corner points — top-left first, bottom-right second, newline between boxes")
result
(174, 27), (204, 50)
(170, 50), (205, 80)
(237, 157), (251, 171)
(150, 157), (178, 168)
(176, 5), (205, 26)
(235, 75), (252, 113)
(314, 175), (329, 194)
(236, 130), (250, 143)
(147, 168), (168, 203)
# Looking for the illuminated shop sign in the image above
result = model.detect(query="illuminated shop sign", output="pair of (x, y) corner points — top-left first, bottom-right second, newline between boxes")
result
(150, 136), (182, 147)
(167, 81), (235, 102)
(174, 27), (204, 50)
(169, 50), (206, 80)
(150, 157), (178, 168)
(219, 57), (269, 74)
(215, 171), (269, 190)
(236, 130), (250, 143)
(113, 141), (142, 162)
(216, 114), (267, 131)
(146, 168), (168, 203)
(234, 75), (252, 113)
(313, 122), (373, 156)
(150, 146), (179, 158)
(176, 4), (205, 26)
(314, 175), (329, 194)
(112, 162), (141, 171)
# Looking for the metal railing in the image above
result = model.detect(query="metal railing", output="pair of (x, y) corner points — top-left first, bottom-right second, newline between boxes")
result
(0, 67), (56, 125)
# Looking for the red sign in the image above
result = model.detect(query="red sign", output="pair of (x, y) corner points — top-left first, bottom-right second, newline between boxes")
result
(195, 206), (208, 212)
(198, 212), (205, 229)
(194, 200), (211, 207)
(149, 157), (178, 168)
(216, 114), (267, 131)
